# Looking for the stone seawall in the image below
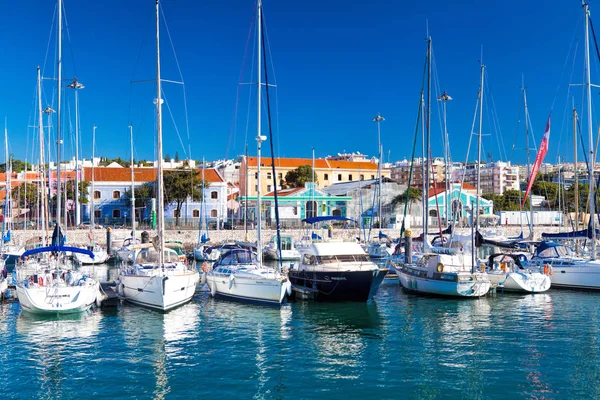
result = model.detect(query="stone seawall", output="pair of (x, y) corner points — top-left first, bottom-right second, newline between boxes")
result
(11, 225), (567, 251)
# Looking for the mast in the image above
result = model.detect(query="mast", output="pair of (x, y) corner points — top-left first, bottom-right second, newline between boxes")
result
(130, 125), (135, 239)
(156, 0), (165, 268)
(424, 37), (432, 235)
(255, 0), (265, 265)
(37, 67), (49, 245)
(522, 85), (534, 233)
(373, 114), (384, 230)
(56, 0), (63, 227)
(202, 156), (206, 239)
(91, 125), (96, 240)
(584, 2), (596, 259)
(574, 107), (579, 233)
(438, 91), (452, 225)
(244, 144), (248, 241)
(67, 78), (84, 227)
(3, 124), (8, 242)
(475, 63), (485, 231)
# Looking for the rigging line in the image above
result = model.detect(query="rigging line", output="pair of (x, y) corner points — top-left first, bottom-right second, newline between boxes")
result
(484, 72), (507, 162)
(41, 5), (58, 80)
(261, 8), (281, 160)
(509, 92), (523, 160)
(261, 8), (283, 270)
(225, 3), (257, 161)
(550, 16), (583, 111)
(553, 48), (577, 165)
(127, 15), (149, 125)
(159, 6), (192, 159)
(161, 90), (188, 160)
(61, 2), (78, 78)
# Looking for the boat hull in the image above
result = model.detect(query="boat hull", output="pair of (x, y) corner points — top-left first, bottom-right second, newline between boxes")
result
(288, 269), (382, 302)
(16, 282), (99, 314)
(119, 272), (199, 311)
(549, 264), (600, 290)
(74, 250), (110, 265)
(502, 272), (551, 293)
(206, 274), (289, 305)
(398, 267), (490, 297)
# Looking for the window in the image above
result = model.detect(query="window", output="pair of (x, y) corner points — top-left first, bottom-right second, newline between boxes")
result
(267, 172), (272, 179)
(429, 209), (438, 218)
(192, 209), (200, 218)
(371, 175), (375, 179)
(360, 174), (364, 180)
(173, 209), (181, 218)
(306, 201), (317, 218)
(324, 174), (329, 181)
(255, 172), (258, 179)
(113, 209), (121, 219)
(210, 209), (218, 218)
(94, 191), (101, 199)
(267, 185), (272, 192)
(255, 185), (258, 191)
(349, 174), (353, 181)
(112, 190), (121, 199)
(94, 210), (101, 219)
(211, 191), (218, 199)
(278, 173), (283, 180)
(337, 174), (342, 181)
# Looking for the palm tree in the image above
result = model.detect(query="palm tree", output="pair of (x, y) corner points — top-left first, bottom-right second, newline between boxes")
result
(391, 187), (423, 214)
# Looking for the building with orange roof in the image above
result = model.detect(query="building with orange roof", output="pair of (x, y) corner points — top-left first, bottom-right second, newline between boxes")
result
(239, 155), (390, 198)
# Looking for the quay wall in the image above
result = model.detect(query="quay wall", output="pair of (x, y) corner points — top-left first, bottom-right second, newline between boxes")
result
(11, 226), (566, 250)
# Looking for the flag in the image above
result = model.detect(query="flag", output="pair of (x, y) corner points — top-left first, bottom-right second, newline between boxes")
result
(522, 115), (551, 207)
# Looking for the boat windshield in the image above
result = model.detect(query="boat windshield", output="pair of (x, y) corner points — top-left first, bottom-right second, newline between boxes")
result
(537, 245), (573, 258)
(219, 250), (257, 266)
(303, 254), (369, 265)
(135, 248), (180, 264)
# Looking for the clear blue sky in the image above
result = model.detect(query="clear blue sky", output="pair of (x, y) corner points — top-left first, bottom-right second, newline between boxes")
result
(0, 0), (595, 166)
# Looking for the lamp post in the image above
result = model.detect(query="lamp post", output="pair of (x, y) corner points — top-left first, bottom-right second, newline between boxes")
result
(372, 114), (384, 229)
(67, 77), (84, 227)
(438, 91), (452, 225)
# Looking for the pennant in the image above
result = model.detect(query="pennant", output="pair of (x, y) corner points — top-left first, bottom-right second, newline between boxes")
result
(522, 115), (550, 207)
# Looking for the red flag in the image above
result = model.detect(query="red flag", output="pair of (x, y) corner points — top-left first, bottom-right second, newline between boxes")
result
(522, 115), (551, 207)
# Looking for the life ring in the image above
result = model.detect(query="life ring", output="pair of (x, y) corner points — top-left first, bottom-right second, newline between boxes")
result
(543, 264), (553, 276)
(436, 263), (444, 273)
(38, 277), (44, 286)
(201, 262), (210, 272)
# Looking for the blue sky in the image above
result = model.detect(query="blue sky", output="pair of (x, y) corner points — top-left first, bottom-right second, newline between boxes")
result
(0, 0), (595, 166)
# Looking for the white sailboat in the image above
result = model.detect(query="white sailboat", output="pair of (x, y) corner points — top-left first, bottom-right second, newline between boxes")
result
(395, 37), (490, 297)
(116, 0), (199, 312)
(16, 1), (100, 314)
(205, 0), (291, 304)
(74, 126), (108, 265)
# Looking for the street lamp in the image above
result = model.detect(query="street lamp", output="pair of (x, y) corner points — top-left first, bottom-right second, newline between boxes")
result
(67, 78), (84, 226)
(438, 91), (452, 224)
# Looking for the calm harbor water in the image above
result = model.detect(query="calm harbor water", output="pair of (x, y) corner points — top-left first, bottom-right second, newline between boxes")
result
(1, 264), (600, 399)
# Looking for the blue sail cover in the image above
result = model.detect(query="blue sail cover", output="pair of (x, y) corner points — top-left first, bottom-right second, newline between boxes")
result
(378, 231), (389, 240)
(302, 216), (355, 224)
(311, 232), (322, 240)
(2, 230), (10, 243)
(541, 228), (600, 240)
(200, 233), (209, 244)
(21, 246), (95, 260)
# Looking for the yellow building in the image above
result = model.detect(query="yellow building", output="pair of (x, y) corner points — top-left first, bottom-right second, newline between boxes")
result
(239, 156), (390, 197)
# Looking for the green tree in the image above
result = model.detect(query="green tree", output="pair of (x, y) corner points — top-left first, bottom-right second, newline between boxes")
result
(164, 153), (171, 163)
(0, 157), (32, 173)
(65, 180), (90, 204)
(12, 183), (41, 212)
(284, 165), (317, 188)
(391, 187), (422, 213)
(174, 151), (180, 162)
(163, 169), (208, 226)
(124, 182), (155, 209)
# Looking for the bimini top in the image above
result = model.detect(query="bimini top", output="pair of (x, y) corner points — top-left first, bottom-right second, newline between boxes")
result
(302, 216), (355, 224)
(21, 246), (95, 260)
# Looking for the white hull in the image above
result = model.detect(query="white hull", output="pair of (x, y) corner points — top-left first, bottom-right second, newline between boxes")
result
(367, 244), (392, 259)
(206, 273), (290, 304)
(119, 271), (199, 311)
(16, 282), (99, 314)
(193, 246), (220, 262)
(550, 264), (600, 290)
(398, 268), (490, 297)
(74, 249), (110, 265)
(0, 279), (7, 298)
(263, 247), (300, 261)
(488, 270), (551, 293)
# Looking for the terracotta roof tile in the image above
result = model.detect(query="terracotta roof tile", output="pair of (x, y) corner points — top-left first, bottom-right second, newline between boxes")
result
(197, 168), (223, 183)
(83, 167), (157, 182)
(328, 160), (379, 170)
(264, 187), (304, 197)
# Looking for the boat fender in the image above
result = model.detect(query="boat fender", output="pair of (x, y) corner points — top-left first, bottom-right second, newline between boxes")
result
(200, 272), (207, 286)
(543, 264), (553, 276)
(201, 262), (210, 272)
(436, 263), (444, 273)
(480, 263), (486, 273)
(209, 280), (216, 296)
(286, 280), (292, 296)
(38, 277), (44, 287)
(500, 263), (506, 272)
(228, 274), (235, 289)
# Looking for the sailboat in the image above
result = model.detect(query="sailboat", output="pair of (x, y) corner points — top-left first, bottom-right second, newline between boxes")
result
(205, 0), (291, 305)
(525, 3), (600, 289)
(193, 158), (214, 262)
(116, 0), (199, 311)
(0, 125), (25, 271)
(15, 0), (101, 314)
(395, 37), (490, 297)
(74, 126), (109, 265)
